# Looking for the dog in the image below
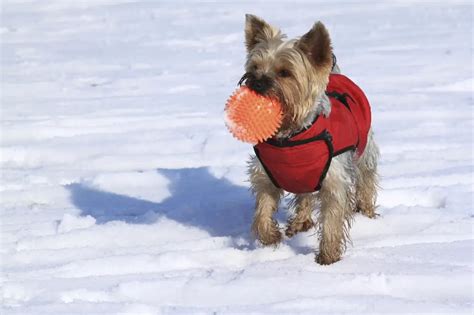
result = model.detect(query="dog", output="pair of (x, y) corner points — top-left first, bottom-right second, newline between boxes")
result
(242, 14), (380, 265)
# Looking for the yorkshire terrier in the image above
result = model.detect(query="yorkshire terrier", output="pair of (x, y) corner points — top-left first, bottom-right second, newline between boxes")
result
(242, 15), (380, 265)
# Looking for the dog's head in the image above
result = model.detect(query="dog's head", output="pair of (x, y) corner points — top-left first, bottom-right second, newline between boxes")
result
(241, 14), (333, 136)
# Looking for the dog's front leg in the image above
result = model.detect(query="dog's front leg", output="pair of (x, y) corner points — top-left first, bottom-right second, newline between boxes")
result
(316, 156), (355, 265)
(249, 157), (283, 246)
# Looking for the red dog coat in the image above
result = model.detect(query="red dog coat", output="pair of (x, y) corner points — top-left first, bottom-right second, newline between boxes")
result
(254, 74), (371, 194)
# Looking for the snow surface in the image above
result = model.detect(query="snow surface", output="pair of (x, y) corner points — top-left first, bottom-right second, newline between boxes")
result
(1, 1), (473, 314)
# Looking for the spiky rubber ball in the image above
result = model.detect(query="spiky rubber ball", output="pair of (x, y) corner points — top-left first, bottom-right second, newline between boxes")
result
(225, 86), (283, 144)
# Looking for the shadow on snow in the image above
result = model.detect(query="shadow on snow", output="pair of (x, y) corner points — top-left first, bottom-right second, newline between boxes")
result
(66, 167), (254, 238)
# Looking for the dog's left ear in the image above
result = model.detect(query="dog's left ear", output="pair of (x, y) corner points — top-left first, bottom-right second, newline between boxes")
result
(245, 14), (282, 52)
(297, 21), (333, 69)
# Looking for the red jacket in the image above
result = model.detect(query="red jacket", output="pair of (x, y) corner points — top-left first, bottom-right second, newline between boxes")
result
(254, 74), (371, 194)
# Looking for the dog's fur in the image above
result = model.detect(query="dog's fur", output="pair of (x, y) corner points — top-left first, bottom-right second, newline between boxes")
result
(243, 15), (380, 265)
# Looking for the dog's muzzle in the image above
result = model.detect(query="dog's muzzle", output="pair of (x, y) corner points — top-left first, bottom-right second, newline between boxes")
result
(239, 73), (272, 95)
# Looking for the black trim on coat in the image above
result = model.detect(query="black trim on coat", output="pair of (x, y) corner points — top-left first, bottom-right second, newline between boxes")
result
(333, 145), (356, 157)
(326, 91), (351, 112)
(254, 146), (281, 189)
(315, 130), (334, 191)
(264, 129), (329, 148)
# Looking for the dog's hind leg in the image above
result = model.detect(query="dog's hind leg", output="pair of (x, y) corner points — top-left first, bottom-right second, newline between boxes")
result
(248, 156), (283, 246)
(285, 193), (316, 237)
(316, 153), (355, 265)
(355, 130), (380, 218)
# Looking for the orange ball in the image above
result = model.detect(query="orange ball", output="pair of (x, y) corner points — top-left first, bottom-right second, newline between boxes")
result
(225, 86), (283, 144)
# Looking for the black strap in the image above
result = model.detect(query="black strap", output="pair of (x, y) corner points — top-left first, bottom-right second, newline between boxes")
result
(254, 147), (281, 189)
(331, 53), (337, 72)
(325, 90), (354, 112)
(264, 128), (330, 148)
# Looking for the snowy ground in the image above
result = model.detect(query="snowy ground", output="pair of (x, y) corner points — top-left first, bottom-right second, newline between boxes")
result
(1, 1), (473, 314)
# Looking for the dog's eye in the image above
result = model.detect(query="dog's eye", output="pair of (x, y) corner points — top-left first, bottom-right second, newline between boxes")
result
(278, 69), (291, 78)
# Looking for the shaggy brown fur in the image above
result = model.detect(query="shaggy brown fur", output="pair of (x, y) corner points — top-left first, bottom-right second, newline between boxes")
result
(248, 158), (283, 245)
(243, 14), (380, 264)
(243, 17), (332, 137)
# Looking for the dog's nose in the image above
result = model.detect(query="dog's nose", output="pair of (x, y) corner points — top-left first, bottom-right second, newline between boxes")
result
(248, 76), (272, 94)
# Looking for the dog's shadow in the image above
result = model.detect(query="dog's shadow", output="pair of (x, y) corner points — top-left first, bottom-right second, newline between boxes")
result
(67, 167), (254, 238)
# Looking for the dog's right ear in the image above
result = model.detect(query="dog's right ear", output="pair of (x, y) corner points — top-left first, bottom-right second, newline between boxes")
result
(297, 21), (333, 70)
(245, 14), (282, 52)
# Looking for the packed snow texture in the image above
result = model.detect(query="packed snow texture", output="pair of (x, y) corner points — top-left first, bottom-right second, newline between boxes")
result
(1, 1), (473, 314)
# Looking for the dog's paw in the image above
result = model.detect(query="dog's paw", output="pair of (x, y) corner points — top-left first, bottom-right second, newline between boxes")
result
(259, 230), (282, 246)
(252, 220), (282, 246)
(285, 218), (314, 238)
(356, 205), (379, 219)
(315, 252), (341, 265)
(366, 212), (380, 219)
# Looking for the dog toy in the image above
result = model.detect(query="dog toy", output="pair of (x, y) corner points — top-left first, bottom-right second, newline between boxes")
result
(225, 86), (283, 144)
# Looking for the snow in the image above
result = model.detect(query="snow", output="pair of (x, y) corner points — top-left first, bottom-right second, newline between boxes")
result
(1, 1), (473, 314)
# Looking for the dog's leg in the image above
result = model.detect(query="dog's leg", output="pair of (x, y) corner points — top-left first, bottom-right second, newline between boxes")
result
(355, 130), (380, 218)
(316, 154), (355, 265)
(249, 156), (283, 246)
(285, 193), (316, 237)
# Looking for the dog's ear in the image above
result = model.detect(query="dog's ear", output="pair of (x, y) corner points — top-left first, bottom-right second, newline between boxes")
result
(245, 14), (282, 52)
(297, 21), (333, 69)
